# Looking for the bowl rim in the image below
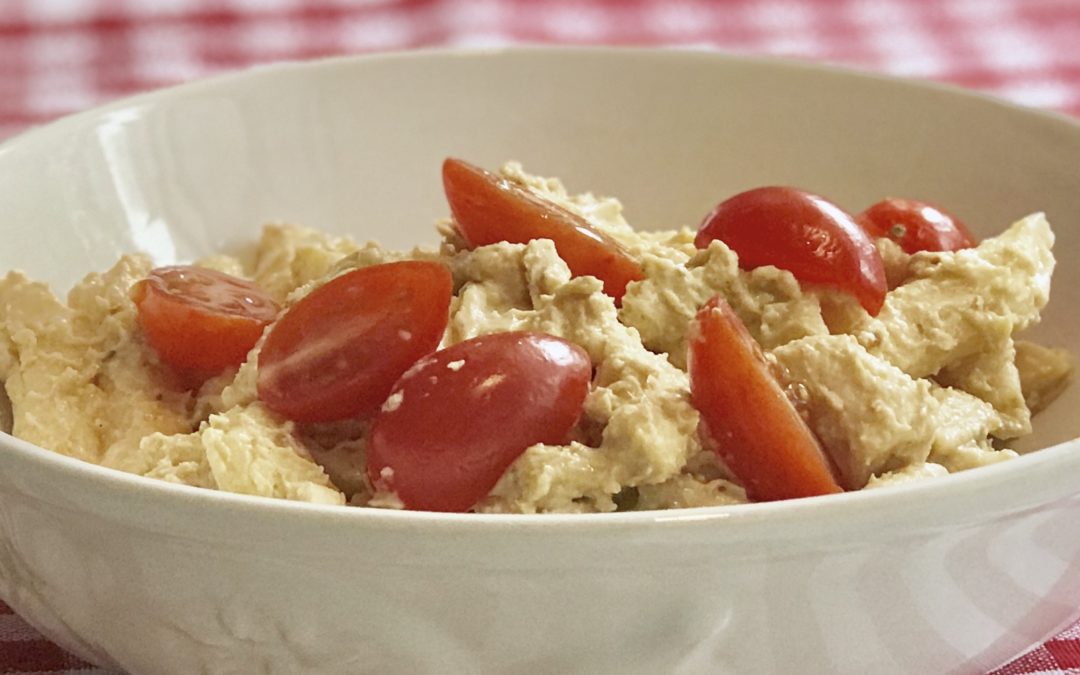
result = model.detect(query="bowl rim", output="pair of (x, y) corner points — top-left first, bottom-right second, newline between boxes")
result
(6, 44), (1080, 154)
(3, 422), (1080, 535)
(1, 46), (1079, 535)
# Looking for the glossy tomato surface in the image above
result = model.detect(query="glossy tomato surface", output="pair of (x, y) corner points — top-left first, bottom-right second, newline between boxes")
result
(257, 261), (452, 423)
(443, 158), (644, 303)
(857, 197), (976, 253)
(132, 265), (279, 375)
(367, 331), (592, 512)
(695, 186), (887, 315)
(689, 295), (841, 501)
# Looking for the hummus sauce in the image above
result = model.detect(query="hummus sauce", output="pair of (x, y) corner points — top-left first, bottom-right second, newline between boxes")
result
(0, 163), (1073, 512)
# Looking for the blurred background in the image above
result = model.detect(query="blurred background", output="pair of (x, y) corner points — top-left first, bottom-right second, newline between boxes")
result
(2, 0), (1079, 140)
(1, 1), (1079, 674)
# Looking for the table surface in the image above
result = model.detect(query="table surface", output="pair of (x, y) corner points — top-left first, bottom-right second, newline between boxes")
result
(1, 0), (1079, 673)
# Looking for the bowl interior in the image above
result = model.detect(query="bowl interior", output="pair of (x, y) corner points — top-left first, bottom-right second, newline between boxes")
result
(1, 47), (1078, 453)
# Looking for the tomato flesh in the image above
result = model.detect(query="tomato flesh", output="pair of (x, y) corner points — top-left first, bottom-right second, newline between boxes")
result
(257, 261), (452, 423)
(442, 158), (644, 303)
(695, 186), (887, 315)
(689, 295), (841, 501)
(367, 331), (592, 512)
(857, 198), (976, 253)
(132, 265), (279, 375)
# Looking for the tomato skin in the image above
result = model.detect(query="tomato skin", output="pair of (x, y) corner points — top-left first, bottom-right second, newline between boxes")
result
(688, 295), (841, 502)
(695, 186), (887, 315)
(257, 261), (452, 423)
(442, 158), (644, 304)
(857, 198), (976, 253)
(132, 265), (279, 375)
(367, 331), (592, 512)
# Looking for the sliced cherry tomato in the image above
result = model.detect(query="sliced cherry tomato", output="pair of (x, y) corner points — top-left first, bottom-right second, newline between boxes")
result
(442, 158), (644, 304)
(257, 261), (452, 423)
(367, 331), (591, 512)
(695, 186), (887, 315)
(856, 197), (976, 253)
(688, 295), (842, 502)
(132, 265), (279, 375)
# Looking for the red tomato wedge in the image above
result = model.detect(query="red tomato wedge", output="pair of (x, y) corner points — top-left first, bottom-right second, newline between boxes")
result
(695, 186), (887, 315)
(257, 261), (452, 423)
(688, 295), (842, 502)
(856, 197), (976, 253)
(367, 331), (592, 512)
(442, 158), (644, 303)
(132, 265), (279, 375)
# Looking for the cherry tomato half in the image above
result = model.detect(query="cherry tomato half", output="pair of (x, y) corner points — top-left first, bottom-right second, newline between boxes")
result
(132, 265), (279, 375)
(367, 331), (592, 512)
(257, 261), (452, 423)
(689, 295), (841, 502)
(442, 158), (644, 304)
(695, 186), (887, 315)
(857, 198), (976, 253)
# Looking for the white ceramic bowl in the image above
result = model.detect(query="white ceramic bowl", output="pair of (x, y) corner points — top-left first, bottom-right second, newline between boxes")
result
(1, 48), (1079, 675)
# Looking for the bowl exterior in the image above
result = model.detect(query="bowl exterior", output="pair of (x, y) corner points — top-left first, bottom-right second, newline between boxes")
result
(2, 48), (1080, 674)
(2, 446), (1080, 675)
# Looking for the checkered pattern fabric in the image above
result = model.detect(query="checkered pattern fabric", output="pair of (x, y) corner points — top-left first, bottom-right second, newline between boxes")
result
(2, 0), (1080, 140)
(1, 1), (1079, 673)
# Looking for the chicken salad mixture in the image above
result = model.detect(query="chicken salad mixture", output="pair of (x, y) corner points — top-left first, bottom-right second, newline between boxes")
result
(0, 160), (1073, 512)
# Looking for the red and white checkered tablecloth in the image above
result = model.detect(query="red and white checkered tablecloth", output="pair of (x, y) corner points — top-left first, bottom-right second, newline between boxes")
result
(1, 0), (1079, 673)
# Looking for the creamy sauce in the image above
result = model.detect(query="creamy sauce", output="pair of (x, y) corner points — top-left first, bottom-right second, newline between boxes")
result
(0, 165), (1073, 512)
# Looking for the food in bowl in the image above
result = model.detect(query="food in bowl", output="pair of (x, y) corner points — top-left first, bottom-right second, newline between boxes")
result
(0, 159), (1072, 513)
